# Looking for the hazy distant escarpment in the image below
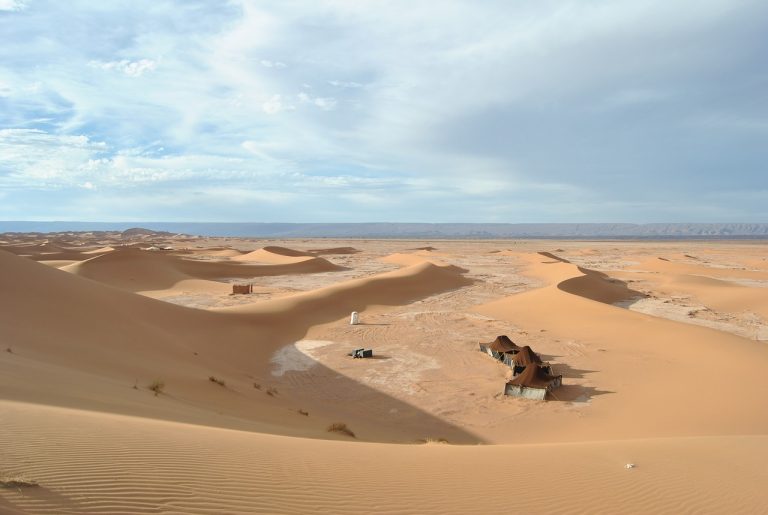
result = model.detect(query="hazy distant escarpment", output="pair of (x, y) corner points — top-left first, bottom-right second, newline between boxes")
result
(2, 222), (768, 239)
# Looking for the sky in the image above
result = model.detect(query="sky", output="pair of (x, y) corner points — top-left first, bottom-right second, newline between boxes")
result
(0, 0), (766, 223)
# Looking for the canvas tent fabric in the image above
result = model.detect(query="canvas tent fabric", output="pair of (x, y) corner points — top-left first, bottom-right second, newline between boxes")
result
(507, 365), (562, 389)
(511, 346), (543, 366)
(485, 335), (520, 354)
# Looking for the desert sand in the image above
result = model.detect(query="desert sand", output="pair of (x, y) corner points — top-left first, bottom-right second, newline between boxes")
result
(1, 233), (767, 514)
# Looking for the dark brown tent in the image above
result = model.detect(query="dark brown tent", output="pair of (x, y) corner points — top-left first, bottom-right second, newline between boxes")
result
(486, 335), (520, 354)
(510, 346), (542, 366)
(507, 365), (562, 389)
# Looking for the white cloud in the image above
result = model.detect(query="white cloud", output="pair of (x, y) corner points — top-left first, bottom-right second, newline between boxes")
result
(260, 59), (286, 68)
(297, 92), (337, 110)
(262, 94), (294, 114)
(328, 80), (363, 88)
(89, 59), (158, 77)
(0, 0), (765, 221)
(0, 0), (26, 11)
(312, 97), (337, 110)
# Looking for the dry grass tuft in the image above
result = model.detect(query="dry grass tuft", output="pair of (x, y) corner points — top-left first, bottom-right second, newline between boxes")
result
(327, 422), (355, 438)
(266, 387), (278, 396)
(418, 437), (450, 445)
(148, 379), (165, 396)
(1, 476), (39, 488)
(253, 383), (261, 390)
(208, 376), (226, 387)
(298, 409), (309, 416)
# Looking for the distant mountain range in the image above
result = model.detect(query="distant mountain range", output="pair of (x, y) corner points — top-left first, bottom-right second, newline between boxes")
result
(2, 222), (768, 239)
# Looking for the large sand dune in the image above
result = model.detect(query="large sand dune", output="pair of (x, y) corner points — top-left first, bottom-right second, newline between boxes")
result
(2, 400), (766, 515)
(0, 248), (475, 442)
(61, 247), (343, 292)
(2, 238), (767, 513)
(475, 251), (768, 440)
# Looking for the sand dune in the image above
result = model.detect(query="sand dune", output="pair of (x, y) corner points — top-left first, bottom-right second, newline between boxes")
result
(1, 400), (766, 515)
(62, 247), (343, 292)
(233, 247), (315, 264)
(380, 252), (449, 267)
(81, 245), (115, 255)
(557, 267), (646, 305)
(259, 245), (312, 257)
(0, 242), (114, 262)
(306, 246), (361, 255)
(195, 247), (245, 258)
(629, 271), (768, 319)
(0, 248), (475, 443)
(631, 256), (768, 280)
(2, 238), (767, 514)
(218, 260), (472, 319)
(475, 252), (768, 440)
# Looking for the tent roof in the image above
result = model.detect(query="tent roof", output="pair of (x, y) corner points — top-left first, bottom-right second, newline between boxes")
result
(486, 335), (520, 353)
(511, 346), (542, 365)
(507, 365), (561, 389)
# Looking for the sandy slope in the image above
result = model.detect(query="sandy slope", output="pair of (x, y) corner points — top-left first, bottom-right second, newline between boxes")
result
(1, 401), (766, 515)
(0, 248), (474, 442)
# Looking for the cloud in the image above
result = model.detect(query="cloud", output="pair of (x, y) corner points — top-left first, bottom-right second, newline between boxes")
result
(89, 59), (158, 77)
(260, 59), (286, 68)
(0, 0), (26, 11)
(262, 94), (294, 114)
(0, 0), (766, 222)
(328, 80), (363, 88)
(297, 92), (337, 110)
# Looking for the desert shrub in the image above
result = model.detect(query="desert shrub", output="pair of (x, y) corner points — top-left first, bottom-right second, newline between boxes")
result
(208, 376), (226, 387)
(266, 387), (278, 397)
(420, 437), (449, 444)
(298, 409), (309, 416)
(148, 379), (165, 396)
(0, 476), (39, 488)
(327, 422), (355, 438)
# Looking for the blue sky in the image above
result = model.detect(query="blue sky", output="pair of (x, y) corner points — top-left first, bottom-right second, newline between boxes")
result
(0, 0), (766, 222)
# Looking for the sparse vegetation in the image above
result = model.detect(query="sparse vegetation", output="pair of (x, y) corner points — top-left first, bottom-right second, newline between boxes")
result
(5, 347), (12, 353)
(253, 383), (261, 390)
(419, 437), (449, 445)
(208, 376), (226, 387)
(327, 422), (355, 438)
(148, 379), (165, 396)
(0, 475), (39, 489)
(266, 387), (278, 397)
(298, 409), (309, 416)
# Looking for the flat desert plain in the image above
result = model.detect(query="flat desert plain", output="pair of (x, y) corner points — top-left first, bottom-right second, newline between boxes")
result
(1, 234), (767, 514)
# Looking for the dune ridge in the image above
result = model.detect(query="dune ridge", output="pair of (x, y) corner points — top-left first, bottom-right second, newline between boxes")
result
(62, 247), (343, 292)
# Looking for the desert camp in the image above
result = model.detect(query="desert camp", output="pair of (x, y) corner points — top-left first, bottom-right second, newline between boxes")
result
(3, 0), (768, 512)
(480, 336), (562, 399)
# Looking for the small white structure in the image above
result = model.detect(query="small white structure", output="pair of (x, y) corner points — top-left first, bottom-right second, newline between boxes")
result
(350, 311), (359, 325)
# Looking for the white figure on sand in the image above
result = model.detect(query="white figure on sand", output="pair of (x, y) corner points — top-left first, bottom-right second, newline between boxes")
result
(350, 311), (359, 325)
